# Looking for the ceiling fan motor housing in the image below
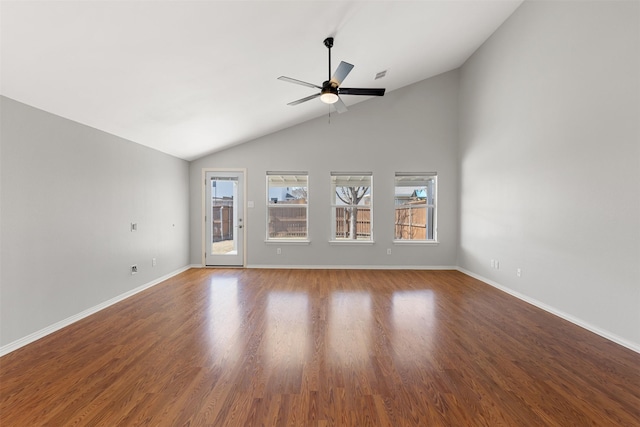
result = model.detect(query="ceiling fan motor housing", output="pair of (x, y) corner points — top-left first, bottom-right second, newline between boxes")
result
(322, 80), (338, 95)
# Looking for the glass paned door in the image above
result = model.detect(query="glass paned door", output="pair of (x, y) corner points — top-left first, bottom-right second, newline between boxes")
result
(205, 171), (244, 266)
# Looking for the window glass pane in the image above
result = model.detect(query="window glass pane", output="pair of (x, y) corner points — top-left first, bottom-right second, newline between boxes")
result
(331, 174), (371, 205)
(394, 173), (436, 241)
(267, 173), (308, 239)
(210, 178), (237, 253)
(268, 174), (307, 204)
(331, 173), (372, 241)
(268, 206), (307, 238)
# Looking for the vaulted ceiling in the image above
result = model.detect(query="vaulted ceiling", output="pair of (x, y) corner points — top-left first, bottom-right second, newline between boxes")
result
(1, 1), (522, 161)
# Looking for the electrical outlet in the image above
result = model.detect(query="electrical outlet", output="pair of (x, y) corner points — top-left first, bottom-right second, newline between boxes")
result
(131, 264), (138, 275)
(387, 248), (392, 255)
(516, 268), (522, 277)
(152, 258), (157, 267)
(276, 248), (281, 255)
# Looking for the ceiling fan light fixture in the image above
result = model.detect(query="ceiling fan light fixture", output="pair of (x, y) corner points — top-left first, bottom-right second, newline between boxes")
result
(320, 91), (339, 104)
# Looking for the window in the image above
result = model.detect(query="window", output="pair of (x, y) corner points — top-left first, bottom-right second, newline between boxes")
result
(266, 172), (308, 240)
(331, 173), (372, 241)
(394, 173), (437, 241)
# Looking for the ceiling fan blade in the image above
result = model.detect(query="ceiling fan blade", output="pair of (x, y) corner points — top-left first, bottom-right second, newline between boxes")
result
(332, 96), (348, 114)
(287, 93), (321, 106)
(278, 76), (322, 90)
(330, 61), (354, 86)
(339, 87), (386, 96)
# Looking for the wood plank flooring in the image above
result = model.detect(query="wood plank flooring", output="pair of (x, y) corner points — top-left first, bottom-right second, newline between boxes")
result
(1, 268), (639, 426)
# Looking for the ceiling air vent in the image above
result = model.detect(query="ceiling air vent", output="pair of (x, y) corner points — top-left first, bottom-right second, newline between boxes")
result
(374, 70), (387, 80)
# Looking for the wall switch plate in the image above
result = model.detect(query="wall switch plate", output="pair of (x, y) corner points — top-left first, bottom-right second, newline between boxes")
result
(152, 258), (156, 267)
(517, 268), (522, 277)
(131, 223), (137, 232)
(276, 248), (281, 255)
(387, 248), (392, 255)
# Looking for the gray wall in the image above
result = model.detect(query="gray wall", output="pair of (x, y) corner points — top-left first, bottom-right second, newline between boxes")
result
(458, 1), (640, 347)
(1, 96), (190, 347)
(190, 70), (460, 268)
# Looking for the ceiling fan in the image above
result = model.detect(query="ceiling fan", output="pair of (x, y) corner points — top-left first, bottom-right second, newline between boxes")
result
(278, 37), (386, 113)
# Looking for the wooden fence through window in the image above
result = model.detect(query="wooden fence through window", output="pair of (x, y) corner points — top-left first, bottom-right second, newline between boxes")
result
(258, 202), (431, 240)
(212, 204), (233, 242)
(394, 204), (427, 240)
(335, 207), (371, 239)
(268, 204), (307, 238)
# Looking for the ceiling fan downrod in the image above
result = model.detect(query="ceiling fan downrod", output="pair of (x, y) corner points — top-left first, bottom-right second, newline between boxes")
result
(324, 37), (334, 82)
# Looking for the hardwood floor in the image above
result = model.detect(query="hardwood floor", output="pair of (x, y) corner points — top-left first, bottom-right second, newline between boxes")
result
(1, 269), (639, 426)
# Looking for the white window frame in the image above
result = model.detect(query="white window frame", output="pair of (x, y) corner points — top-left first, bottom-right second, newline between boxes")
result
(330, 172), (374, 244)
(393, 172), (437, 244)
(266, 172), (309, 243)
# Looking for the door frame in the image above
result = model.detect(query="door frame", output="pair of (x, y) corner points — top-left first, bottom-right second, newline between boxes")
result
(202, 168), (247, 267)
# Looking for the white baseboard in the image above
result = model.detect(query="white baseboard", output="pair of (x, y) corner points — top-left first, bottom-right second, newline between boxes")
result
(246, 264), (457, 270)
(0, 265), (193, 357)
(457, 267), (640, 354)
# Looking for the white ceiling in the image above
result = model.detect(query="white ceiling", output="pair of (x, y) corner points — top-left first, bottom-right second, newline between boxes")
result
(1, 0), (522, 161)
